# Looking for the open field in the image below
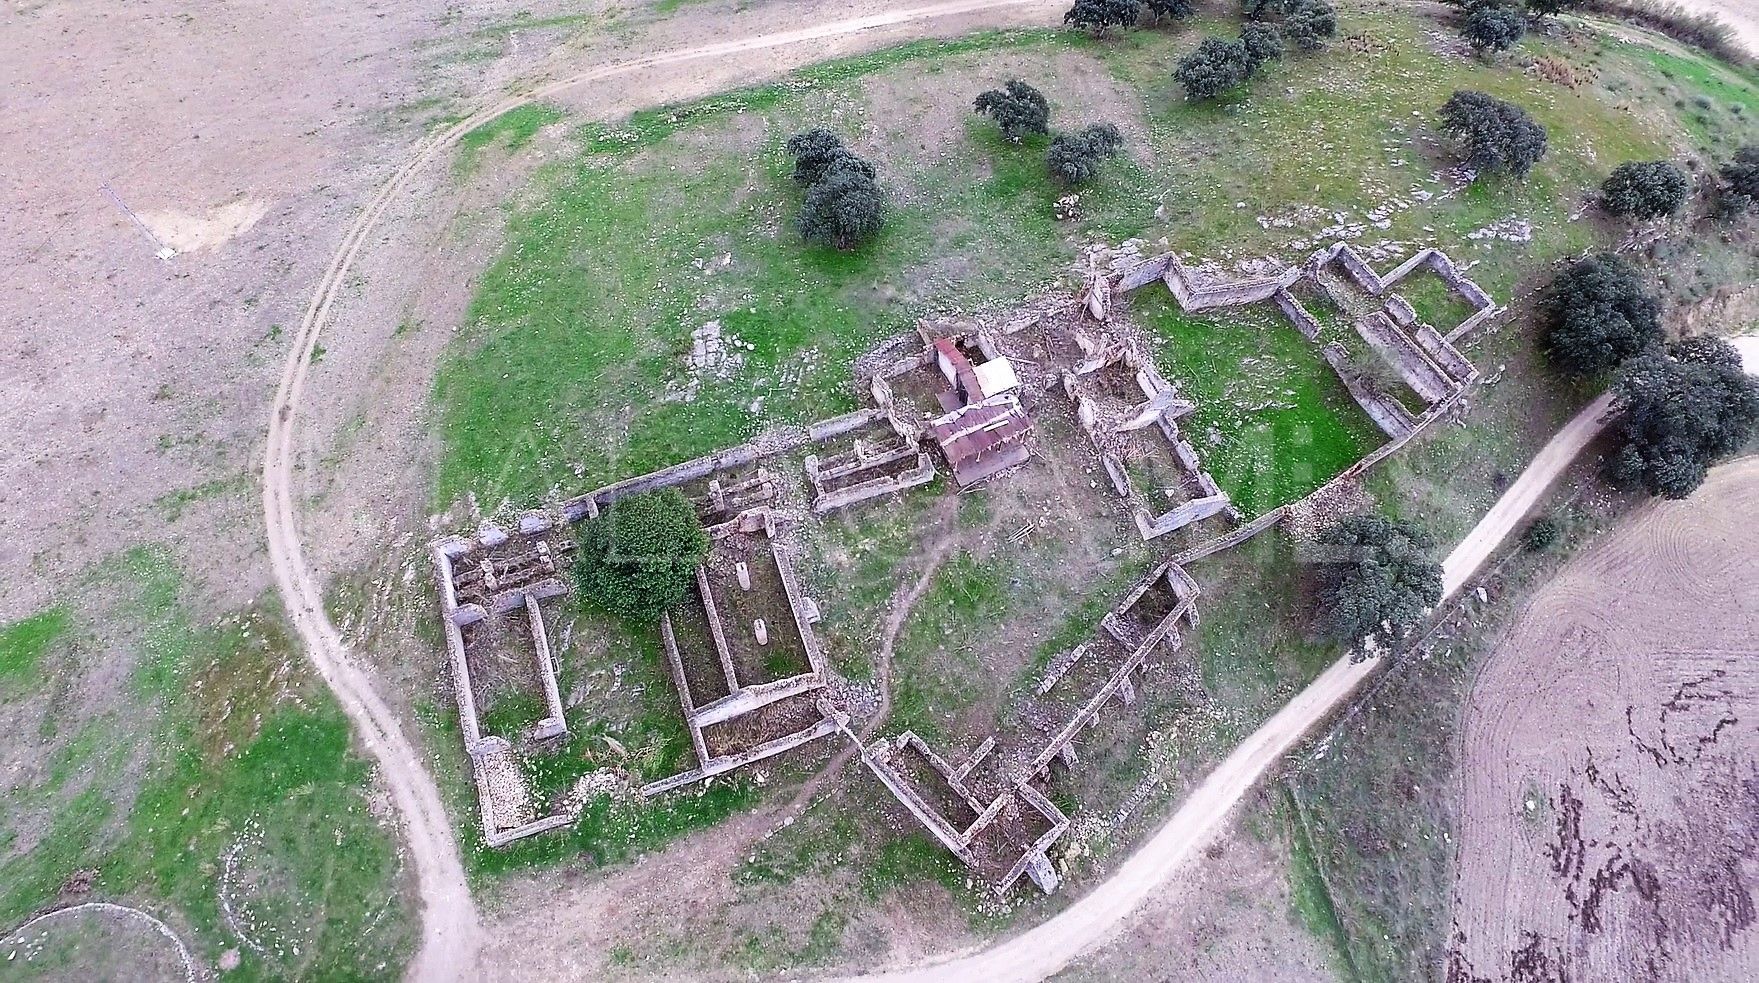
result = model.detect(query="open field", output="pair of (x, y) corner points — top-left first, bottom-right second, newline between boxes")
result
(0, 549), (413, 979)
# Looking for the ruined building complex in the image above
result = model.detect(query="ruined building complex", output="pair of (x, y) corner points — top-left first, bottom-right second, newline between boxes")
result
(427, 240), (1494, 888)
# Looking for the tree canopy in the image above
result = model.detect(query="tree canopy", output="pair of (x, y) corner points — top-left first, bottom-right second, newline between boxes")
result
(1539, 253), (1663, 378)
(799, 169), (886, 249)
(1720, 144), (1759, 208)
(1241, 0), (1287, 18)
(974, 79), (1051, 143)
(1063, 0), (1139, 35)
(1607, 337), (1759, 499)
(1526, 0), (1584, 16)
(1175, 36), (1254, 101)
(1047, 122), (1124, 185)
(1601, 160), (1691, 219)
(785, 128), (874, 186)
(1283, 0), (1339, 51)
(787, 128), (884, 250)
(578, 489), (710, 624)
(1141, 0), (1197, 22)
(1240, 22), (1287, 72)
(1314, 514), (1444, 656)
(1437, 89), (1548, 179)
(1461, 2), (1527, 52)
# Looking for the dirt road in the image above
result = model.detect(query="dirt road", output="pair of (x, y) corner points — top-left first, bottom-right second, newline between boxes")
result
(854, 344), (1758, 982)
(261, 2), (1065, 979)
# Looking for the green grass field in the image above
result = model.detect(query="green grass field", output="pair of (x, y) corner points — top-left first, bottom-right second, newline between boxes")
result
(0, 550), (412, 980)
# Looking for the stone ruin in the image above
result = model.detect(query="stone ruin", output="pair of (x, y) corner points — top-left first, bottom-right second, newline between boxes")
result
(425, 238), (1495, 887)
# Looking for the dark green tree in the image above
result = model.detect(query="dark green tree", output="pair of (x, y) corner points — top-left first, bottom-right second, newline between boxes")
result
(1141, 0), (1197, 23)
(974, 79), (1051, 143)
(1175, 36), (1253, 102)
(1240, 22), (1286, 72)
(1719, 144), (1759, 209)
(798, 168), (886, 249)
(1063, 0), (1140, 36)
(1607, 338), (1759, 499)
(1314, 514), (1444, 656)
(1438, 89), (1549, 179)
(1462, 1), (1527, 53)
(1526, 0), (1584, 17)
(1601, 160), (1691, 219)
(1522, 515), (1563, 552)
(1241, 0), (1287, 19)
(785, 129), (875, 188)
(1283, 0), (1339, 51)
(1539, 253), (1663, 377)
(1047, 122), (1124, 185)
(578, 489), (710, 623)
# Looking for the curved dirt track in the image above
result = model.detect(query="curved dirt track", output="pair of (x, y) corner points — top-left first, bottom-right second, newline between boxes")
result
(261, 2), (1063, 980)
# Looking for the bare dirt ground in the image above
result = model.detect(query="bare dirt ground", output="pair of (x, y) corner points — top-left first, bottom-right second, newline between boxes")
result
(1447, 457), (1759, 983)
(1055, 815), (1334, 983)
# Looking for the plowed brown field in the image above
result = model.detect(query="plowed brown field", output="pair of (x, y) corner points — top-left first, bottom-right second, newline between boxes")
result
(1449, 458), (1759, 982)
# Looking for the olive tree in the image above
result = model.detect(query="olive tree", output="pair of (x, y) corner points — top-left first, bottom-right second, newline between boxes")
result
(1607, 337), (1759, 499)
(1462, 1), (1527, 53)
(1063, 0), (1139, 36)
(1538, 253), (1663, 378)
(1601, 160), (1691, 220)
(1313, 514), (1444, 656)
(578, 489), (710, 623)
(974, 79), (1051, 143)
(1283, 0), (1339, 51)
(1175, 36), (1253, 101)
(1047, 122), (1124, 185)
(1437, 89), (1549, 179)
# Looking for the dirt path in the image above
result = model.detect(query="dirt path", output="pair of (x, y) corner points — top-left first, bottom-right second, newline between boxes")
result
(851, 346), (1759, 981)
(260, 3), (1065, 979)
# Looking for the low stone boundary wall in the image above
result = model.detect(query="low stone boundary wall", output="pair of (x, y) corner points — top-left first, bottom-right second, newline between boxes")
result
(1319, 344), (1418, 439)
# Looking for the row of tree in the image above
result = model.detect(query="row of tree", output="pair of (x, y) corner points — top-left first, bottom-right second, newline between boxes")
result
(1540, 253), (1758, 498)
(1173, 2), (1338, 102)
(972, 79), (1129, 186)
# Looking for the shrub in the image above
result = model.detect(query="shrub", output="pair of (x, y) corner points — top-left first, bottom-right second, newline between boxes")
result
(974, 79), (1051, 143)
(1242, 0), (1287, 18)
(1607, 337), (1759, 499)
(1601, 160), (1691, 219)
(1283, 0), (1339, 51)
(1438, 89), (1549, 179)
(1047, 122), (1124, 185)
(785, 129), (875, 186)
(1539, 253), (1663, 377)
(1240, 22), (1287, 72)
(1314, 514), (1444, 655)
(1175, 36), (1254, 101)
(1063, 0), (1140, 35)
(578, 490), (710, 624)
(1527, 0), (1584, 16)
(1462, 2), (1528, 53)
(1717, 144), (1759, 212)
(799, 168), (886, 249)
(1522, 515), (1564, 552)
(1141, 0), (1197, 22)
